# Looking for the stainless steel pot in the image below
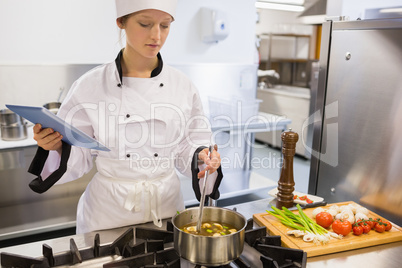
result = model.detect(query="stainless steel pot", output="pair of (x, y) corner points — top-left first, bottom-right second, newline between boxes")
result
(0, 109), (28, 141)
(1, 124), (28, 141)
(43, 102), (61, 114)
(0, 108), (22, 126)
(172, 207), (247, 266)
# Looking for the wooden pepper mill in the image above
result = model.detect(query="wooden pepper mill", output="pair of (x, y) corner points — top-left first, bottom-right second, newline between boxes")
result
(276, 128), (299, 209)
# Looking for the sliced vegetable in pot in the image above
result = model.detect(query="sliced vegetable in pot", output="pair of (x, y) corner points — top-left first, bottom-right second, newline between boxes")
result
(181, 221), (238, 236)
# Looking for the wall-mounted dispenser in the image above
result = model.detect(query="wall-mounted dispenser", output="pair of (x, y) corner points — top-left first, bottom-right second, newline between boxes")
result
(200, 7), (230, 43)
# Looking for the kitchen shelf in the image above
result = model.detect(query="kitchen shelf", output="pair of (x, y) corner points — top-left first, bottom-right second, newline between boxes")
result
(259, 33), (312, 87)
(266, 33), (311, 38)
(270, 58), (309, 63)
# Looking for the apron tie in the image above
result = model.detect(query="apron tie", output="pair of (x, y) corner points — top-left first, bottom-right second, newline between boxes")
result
(95, 156), (174, 228)
(124, 180), (162, 227)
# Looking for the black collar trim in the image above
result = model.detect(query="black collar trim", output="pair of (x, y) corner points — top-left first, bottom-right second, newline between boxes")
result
(114, 50), (163, 86)
(115, 49), (123, 86)
(151, 53), (163, 77)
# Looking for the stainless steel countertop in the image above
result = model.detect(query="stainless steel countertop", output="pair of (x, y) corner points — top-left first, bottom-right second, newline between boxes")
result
(1, 198), (402, 267)
(210, 112), (291, 133)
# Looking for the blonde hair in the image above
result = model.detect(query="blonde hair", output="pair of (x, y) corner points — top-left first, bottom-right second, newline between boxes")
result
(117, 14), (131, 48)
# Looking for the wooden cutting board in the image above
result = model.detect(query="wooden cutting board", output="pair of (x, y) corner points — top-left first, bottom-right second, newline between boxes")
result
(253, 201), (402, 257)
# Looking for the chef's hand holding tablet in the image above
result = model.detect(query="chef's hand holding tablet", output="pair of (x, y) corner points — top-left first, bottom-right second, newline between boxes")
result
(33, 123), (63, 153)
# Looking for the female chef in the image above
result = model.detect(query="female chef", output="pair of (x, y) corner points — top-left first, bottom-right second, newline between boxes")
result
(28, 0), (223, 234)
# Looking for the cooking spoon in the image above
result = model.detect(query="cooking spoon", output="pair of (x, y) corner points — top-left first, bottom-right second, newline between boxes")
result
(57, 87), (65, 103)
(196, 144), (215, 233)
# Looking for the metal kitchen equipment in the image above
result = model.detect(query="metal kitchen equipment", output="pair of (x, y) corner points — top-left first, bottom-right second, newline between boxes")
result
(42, 87), (65, 114)
(43, 102), (61, 115)
(0, 109), (27, 141)
(308, 18), (402, 226)
(0, 109), (22, 126)
(0, 216), (307, 268)
(196, 144), (213, 232)
(172, 207), (247, 266)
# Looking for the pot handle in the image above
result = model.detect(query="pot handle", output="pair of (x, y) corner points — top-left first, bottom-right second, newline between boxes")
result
(208, 197), (217, 207)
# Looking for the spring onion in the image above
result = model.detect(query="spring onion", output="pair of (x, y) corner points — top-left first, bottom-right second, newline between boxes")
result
(267, 204), (342, 245)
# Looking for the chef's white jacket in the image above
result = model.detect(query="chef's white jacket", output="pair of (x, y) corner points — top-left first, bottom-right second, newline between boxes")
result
(28, 51), (223, 234)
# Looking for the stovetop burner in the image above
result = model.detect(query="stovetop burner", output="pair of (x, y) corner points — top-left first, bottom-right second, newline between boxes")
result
(0, 218), (306, 268)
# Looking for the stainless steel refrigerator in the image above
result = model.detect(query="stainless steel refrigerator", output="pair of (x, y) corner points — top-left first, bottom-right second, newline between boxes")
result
(308, 18), (402, 225)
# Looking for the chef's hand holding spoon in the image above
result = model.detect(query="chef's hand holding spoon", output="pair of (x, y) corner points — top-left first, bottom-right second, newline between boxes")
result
(197, 144), (221, 179)
(33, 123), (63, 154)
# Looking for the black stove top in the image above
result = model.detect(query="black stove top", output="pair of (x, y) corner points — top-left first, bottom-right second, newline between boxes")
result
(1, 218), (306, 268)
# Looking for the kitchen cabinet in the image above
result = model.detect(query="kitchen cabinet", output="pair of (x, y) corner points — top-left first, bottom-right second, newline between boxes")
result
(259, 33), (312, 87)
(268, 33), (311, 62)
(256, 86), (311, 159)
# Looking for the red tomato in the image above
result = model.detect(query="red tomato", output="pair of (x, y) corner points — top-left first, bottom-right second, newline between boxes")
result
(375, 223), (386, 233)
(366, 220), (375, 229)
(353, 225), (363, 236)
(306, 197), (313, 204)
(332, 219), (352, 236)
(356, 219), (364, 226)
(375, 218), (382, 225)
(316, 212), (333, 228)
(362, 223), (371, 234)
(383, 221), (392, 231)
(299, 195), (307, 201)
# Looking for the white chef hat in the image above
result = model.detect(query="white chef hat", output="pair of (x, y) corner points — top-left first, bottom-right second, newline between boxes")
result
(115, 0), (178, 20)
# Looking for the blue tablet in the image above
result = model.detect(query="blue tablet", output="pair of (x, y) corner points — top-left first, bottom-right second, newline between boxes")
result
(6, 104), (110, 151)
